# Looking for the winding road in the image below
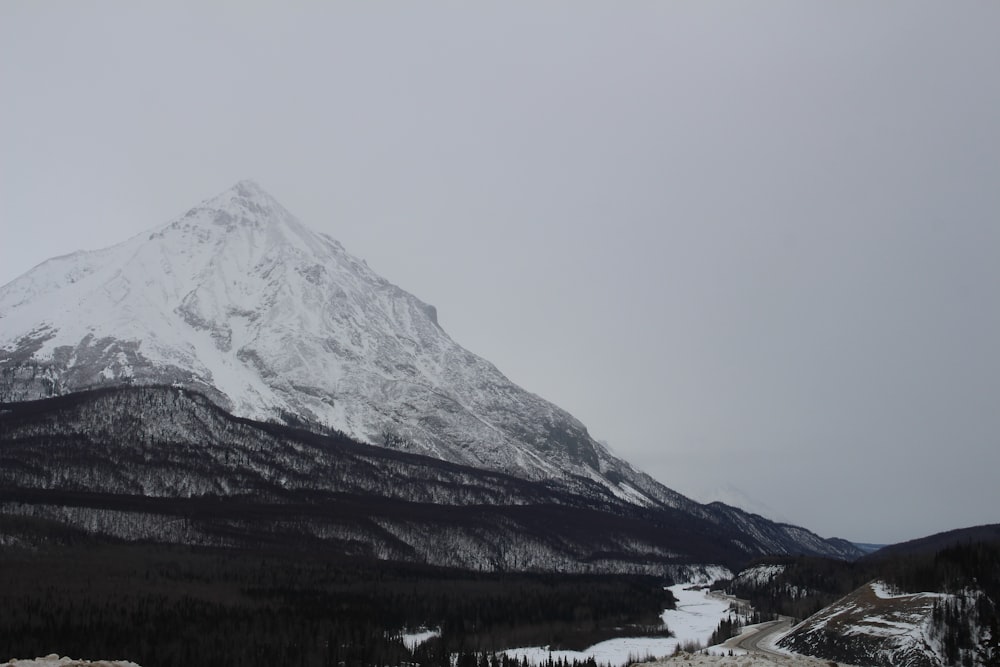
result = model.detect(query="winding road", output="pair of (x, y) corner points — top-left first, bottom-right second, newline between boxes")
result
(706, 590), (795, 659)
(730, 618), (793, 657)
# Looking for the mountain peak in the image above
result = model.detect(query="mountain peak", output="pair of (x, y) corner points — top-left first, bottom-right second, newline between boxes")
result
(183, 180), (296, 232)
(232, 178), (267, 196)
(227, 179), (282, 209)
(0, 181), (621, 493)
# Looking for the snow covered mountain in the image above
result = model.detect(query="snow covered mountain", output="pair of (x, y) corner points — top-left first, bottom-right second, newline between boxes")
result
(0, 181), (860, 562)
(0, 180), (673, 504)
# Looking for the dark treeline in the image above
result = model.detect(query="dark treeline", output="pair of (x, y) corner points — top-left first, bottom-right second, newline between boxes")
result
(0, 534), (674, 667)
(900, 540), (1000, 666)
(0, 385), (773, 572)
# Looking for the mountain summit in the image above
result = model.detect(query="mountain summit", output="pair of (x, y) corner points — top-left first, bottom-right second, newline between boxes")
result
(0, 181), (668, 503)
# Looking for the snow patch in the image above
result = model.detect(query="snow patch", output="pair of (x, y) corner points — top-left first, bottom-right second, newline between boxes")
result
(400, 628), (440, 651)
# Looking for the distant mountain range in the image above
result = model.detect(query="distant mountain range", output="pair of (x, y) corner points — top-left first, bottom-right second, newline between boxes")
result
(0, 181), (861, 569)
(861, 523), (1000, 562)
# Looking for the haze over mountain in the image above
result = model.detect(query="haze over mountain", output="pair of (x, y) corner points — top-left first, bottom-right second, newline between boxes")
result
(0, 181), (859, 566)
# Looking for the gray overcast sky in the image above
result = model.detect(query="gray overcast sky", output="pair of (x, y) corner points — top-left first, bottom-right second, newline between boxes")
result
(2, 2), (998, 545)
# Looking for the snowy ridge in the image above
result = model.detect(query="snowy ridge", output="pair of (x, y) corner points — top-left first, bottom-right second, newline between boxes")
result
(701, 503), (860, 561)
(735, 564), (787, 587)
(778, 581), (989, 666)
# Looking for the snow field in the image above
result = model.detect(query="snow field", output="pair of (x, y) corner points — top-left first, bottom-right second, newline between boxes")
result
(501, 583), (735, 667)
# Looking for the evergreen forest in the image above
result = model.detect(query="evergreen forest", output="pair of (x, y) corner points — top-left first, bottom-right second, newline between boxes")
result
(0, 522), (675, 667)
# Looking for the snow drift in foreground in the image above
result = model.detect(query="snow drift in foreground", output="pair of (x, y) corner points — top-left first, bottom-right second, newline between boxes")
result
(1, 656), (140, 667)
(646, 652), (857, 667)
